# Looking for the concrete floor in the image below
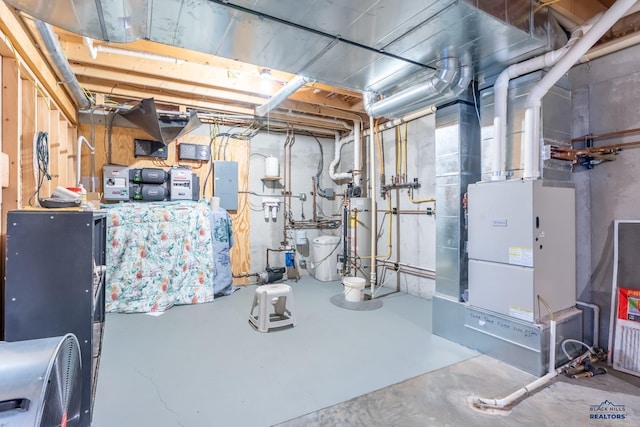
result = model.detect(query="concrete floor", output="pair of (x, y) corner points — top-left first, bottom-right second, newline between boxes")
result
(279, 355), (640, 427)
(93, 278), (640, 426)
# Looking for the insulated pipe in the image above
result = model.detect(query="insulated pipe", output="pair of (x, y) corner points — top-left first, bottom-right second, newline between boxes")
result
(76, 136), (96, 191)
(369, 115), (377, 298)
(36, 21), (91, 110)
(364, 58), (460, 118)
(476, 320), (558, 409)
(523, 0), (637, 180)
(255, 75), (312, 117)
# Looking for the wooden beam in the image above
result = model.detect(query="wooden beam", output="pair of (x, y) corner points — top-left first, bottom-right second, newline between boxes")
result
(57, 31), (361, 99)
(78, 81), (256, 116)
(2, 58), (21, 226)
(0, 4), (77, 122)
(61, 40), (359, 112)
(549, 0), (608, 24)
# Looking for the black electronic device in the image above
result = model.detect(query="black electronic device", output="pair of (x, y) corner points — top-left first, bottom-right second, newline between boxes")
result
(130, 184), (168, 201)
(130, 168), (168, 184)
(178, 143), (211, 161)
(134, 139), (169, 159)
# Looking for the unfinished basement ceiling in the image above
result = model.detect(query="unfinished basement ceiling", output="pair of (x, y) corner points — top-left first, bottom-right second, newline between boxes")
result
(4, 0), (631, 125)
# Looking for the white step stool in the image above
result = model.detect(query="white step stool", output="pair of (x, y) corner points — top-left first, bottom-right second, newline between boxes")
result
(249, 284), (296, 332)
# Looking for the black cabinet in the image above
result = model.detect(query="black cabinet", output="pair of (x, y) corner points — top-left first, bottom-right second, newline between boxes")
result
(3, 210), (106, 427)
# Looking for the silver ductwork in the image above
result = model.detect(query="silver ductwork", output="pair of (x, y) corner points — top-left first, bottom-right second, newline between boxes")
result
(36, 20), (91, 110)
(384, 63), (474, 119)
(364, 57), (460, 118)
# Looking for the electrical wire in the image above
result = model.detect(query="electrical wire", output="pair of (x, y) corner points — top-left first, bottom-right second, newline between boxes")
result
(29, 131), (51, 207)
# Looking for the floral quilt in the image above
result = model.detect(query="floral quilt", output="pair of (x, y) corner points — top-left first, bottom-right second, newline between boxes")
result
(105, 201), (217, 313)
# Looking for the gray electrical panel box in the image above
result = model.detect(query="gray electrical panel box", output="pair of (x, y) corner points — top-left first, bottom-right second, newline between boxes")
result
(467, 180), (576, 322)
(213, 161), (238, 210)
(103, 165), (130, 201)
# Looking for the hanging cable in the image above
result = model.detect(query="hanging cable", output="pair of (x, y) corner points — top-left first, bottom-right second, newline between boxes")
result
(29, 132), (51, 207)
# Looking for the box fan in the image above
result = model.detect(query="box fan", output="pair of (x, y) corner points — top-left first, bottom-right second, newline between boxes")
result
(0, 334), (82, 426)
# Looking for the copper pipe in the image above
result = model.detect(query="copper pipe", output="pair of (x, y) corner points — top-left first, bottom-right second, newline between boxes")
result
(571, 126), (640, 142)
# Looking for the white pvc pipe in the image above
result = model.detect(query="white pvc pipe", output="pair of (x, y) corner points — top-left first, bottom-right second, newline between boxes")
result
(77, 135), (96, 191)
(576, 301), (600, 347)
(255, 75), (312, 117)
(352, 117), (362, 188)
(330, 109), (434, 183)
(369, 115), (377, 298)
(523, 0), (637, 180)
(477, 320), (558, 409)
(329, 131), (351, 181)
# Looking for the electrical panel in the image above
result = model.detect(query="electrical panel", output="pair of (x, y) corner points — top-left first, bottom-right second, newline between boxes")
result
(179, 143), (211, 161)
(467, 180), (576, 322)
(134, 139), (169, 159)
(103, 165), (130, 201)
(213, 161), (238, 210)
(169, 167), (197, 201)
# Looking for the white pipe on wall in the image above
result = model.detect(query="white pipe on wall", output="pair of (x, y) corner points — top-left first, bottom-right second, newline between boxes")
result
(255, 75), (312, 117)
(523, 0), (637, 180)
(369, 115), (378, 297)
(76, 136), (96, 191)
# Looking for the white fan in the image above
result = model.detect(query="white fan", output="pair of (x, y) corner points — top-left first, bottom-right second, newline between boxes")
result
(0, 334), (82, 426)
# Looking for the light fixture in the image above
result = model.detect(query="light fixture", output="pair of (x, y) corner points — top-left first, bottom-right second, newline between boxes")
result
(260, 68), (273, 92)
(260, 68), (272, 79)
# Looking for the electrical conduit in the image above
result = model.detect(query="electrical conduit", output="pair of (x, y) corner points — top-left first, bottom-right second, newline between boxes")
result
(523, 0), (637, 180)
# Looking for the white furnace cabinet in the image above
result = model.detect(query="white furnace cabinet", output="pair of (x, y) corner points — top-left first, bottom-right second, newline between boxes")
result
(467, 180), (576, 322)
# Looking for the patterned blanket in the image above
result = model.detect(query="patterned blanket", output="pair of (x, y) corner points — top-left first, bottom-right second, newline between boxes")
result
(105, 201), (231, 313)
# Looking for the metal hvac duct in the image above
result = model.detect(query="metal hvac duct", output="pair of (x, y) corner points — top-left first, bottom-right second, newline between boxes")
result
(35, 20), (91, 110)
(364, 57), (460, 118)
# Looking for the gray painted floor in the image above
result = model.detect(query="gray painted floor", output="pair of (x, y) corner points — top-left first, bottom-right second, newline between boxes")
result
(92, 279), (477, 426)
(93, 278), (640, 426)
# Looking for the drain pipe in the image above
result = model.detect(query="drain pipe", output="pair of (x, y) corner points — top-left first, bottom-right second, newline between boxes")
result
(523, 0), (637, 180)
(255, 75), (312, 117)
(576, 301), (600, 347)
(364, 57), (460, 118)
(331, 109), (433, 182)
(36, 20), (91, 110)
(476, 320), (558, 409)
(369, 115), (377, 298)
(491, 28), (588, 180)
(76, 136), (96, 191)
